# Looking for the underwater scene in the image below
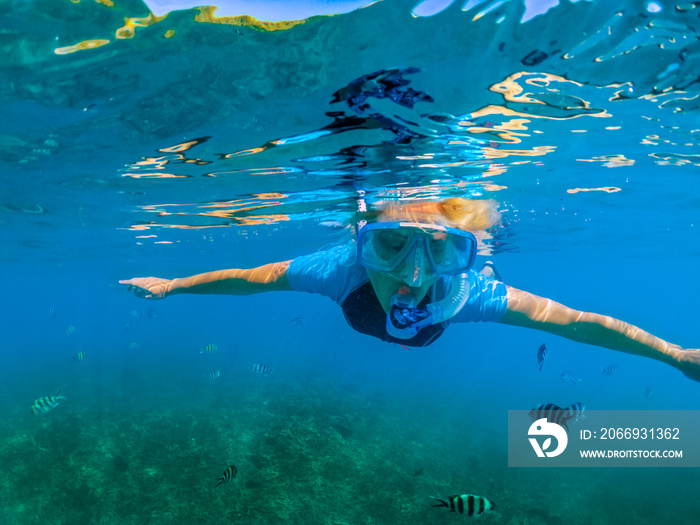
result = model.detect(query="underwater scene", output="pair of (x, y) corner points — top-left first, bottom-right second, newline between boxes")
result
(2, 0), (700, 523)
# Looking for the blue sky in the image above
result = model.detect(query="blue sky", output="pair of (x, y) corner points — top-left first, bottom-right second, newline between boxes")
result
(143, 0), (564, 22)
(143, 0), (378, 20)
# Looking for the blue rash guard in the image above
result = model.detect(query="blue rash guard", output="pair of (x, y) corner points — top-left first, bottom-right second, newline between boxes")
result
(287, 242), (508, 347)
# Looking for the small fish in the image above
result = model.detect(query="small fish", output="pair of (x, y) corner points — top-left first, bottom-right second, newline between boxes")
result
(529, 403), (575, 431)
(561, 371), (581, 386)
(129, 342), (140, 350)
(147, 307), (157, 319)
(600, 365), (618, 376)
(215, 464), (237, 488)
(65, 325), (76, 336)
(131, 310), (144, 321)
(31, 391), (66, 414)
(207, 370), (221, 381)
(47, 306), (56, 318)
(201, 343), (218, 355)
(250, 363), (272, 376)
(289, 316), (304, 326)
(644, 386), (653, 399)
(568, 401), (586, 421)
(73, 350), (87, 362)
(431, 494), (496, 517)
(537, 343), (547, 371)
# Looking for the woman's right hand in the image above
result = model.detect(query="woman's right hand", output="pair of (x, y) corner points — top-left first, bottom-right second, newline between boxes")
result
(119, 277), (174, 299)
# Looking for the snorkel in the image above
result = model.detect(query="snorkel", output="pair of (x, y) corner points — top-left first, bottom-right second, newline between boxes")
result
(386, 274), (471, 339)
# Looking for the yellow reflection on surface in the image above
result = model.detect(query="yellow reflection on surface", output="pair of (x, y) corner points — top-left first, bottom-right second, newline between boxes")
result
(491, 72), (584, 104)
(224, 147), (266, 158)
(577, 155), (634, 168)
(483, 145), (555, 159)
(650, 152), (700, 166)
(121, 173), (188, 178)
(116, 13), (167, 39)
(159, 140), (204, 154)
(238, 214), (290, 225)
(54, 39), (110, 55)
(254, 193), (288, 199)
(567, 187), (621, 194)
(195, 7), (311, 31)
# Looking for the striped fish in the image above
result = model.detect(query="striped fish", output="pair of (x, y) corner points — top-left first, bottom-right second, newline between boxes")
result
(73, 350), (87, 362)
(600, 365), (618, 376)
(249, 363), (272, 376)
(289, 316), (304, 326)
(201, 343), (218, 355)
(215, 464), (237, 488)
(536, 343), (547, 371)
(128, 342), (140, 350)
(529, 403), (575, 430)
(529, 402), (585, 430)
(31, 391), (66, 414)
(207, 370), (221, 381)
(47, 306), (56, 318)
(431, 494), (496, 517)
(568, 401), (586, 421)
(65, 325), (76, 336)
(560, 371), (581, 386)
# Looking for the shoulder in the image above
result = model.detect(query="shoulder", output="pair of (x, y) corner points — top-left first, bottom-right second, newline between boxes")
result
(448, 270), (508, 323)
(287, 241), (368, 303)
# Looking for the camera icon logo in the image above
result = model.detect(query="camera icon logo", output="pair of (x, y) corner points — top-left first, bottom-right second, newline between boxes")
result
(528, 418), (568, 458)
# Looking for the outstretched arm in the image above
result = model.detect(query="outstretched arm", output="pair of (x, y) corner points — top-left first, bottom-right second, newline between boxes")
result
(499, 286), (700, 382)
(119, 260), (292, 299)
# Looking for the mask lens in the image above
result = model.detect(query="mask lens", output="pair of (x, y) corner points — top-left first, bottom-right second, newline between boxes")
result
(427, 231), (475, 274)
(358, 222), (476, 275)
(358, 226), (413, 272)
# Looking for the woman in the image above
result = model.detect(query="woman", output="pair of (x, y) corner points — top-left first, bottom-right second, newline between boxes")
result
(120, 198), (700, 381)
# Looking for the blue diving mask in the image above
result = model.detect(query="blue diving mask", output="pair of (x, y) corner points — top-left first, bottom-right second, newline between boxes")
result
(357, 221), (477, 285)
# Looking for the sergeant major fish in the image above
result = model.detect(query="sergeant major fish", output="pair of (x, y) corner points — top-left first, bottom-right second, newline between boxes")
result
(529, 402), (585, 431)
(250, 363), (272, 376)
(537, 343), (547, 371)
(73, 351), (87, 362)
(201, 343), (218, 355)
(568, 401), (586, 421)
(215, 464), (237, 487)
(560, 371), (581, 386)
(431, 494), (496, 517)
(31, 391), (66, 414)
(600, 365), (618, 376)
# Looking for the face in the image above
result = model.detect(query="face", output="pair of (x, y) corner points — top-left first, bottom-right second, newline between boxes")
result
(362, 215), (452, 312)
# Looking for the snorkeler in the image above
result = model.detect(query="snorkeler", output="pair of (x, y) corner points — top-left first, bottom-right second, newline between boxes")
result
(120, 197), (700, 382)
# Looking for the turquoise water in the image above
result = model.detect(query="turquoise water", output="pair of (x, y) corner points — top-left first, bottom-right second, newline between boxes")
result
(2, 0), (700, 523)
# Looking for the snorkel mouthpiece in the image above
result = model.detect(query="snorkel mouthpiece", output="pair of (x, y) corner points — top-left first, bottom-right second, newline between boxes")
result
(387, 293), (431, 339)
(385, 275), (472, 340)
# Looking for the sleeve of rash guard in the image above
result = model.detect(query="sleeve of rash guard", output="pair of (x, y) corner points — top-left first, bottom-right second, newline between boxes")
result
(450, 270), (508, 324)
(286, 243), (367, 304)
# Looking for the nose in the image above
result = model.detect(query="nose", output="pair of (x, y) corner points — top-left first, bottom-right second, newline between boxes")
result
(400, 238), (432, 287)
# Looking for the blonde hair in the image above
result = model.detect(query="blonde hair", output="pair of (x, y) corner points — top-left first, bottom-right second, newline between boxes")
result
(373, 197), (501, 232)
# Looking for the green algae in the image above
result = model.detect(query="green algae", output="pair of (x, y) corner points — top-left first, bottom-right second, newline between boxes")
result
(1, 378), (699, 524)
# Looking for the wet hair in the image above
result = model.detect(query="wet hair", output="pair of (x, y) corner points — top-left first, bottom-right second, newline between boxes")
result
(368, 197), (501, 233)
